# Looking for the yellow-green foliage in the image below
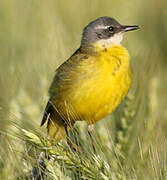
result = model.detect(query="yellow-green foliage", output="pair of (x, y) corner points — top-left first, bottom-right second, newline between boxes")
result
(0, 0), (167, 179)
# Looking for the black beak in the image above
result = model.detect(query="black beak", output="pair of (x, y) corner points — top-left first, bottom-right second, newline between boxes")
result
(122, 25), (140, 32)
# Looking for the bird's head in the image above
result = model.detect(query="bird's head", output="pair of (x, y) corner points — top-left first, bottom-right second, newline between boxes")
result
(81, 16), (140, 50)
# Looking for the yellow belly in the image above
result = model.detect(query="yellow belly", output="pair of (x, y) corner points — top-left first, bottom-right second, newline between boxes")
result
(54, 45), (132, 125)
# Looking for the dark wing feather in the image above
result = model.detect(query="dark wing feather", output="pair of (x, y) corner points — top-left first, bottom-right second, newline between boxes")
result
(41, 100), (53, 126)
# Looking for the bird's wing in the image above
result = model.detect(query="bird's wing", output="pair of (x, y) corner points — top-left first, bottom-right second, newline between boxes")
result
(48, 49), (91, 96)
(41, 49), (85, 126)
(41, 48), (94, 126)
(41, 100), (53, 126)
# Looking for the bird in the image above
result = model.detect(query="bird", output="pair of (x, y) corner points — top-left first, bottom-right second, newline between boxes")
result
(41, 16), (140, 143)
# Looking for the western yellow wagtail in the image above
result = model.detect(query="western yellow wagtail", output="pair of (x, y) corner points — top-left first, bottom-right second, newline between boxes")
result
(41, 16), (140, 143)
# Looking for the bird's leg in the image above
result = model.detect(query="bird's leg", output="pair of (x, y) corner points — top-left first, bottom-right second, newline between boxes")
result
(88, 124), (96, 153)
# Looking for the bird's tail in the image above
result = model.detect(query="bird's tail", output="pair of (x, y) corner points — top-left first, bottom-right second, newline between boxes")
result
(41, 101), (67, 142)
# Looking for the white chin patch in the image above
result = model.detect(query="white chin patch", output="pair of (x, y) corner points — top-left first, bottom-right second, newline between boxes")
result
(96, 33), (124, 47)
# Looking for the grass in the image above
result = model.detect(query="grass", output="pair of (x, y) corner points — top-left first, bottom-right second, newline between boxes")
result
(0, 0), (167, 179)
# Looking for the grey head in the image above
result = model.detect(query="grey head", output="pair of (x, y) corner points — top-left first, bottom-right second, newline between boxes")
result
(81, 16), (140, 48)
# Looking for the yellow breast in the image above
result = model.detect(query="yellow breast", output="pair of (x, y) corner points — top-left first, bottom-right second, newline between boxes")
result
(56, 45), (132, 124)
(89, 45), (132, 123)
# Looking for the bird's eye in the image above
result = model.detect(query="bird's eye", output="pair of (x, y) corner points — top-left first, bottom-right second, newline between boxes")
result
(108, 26), (114, 32)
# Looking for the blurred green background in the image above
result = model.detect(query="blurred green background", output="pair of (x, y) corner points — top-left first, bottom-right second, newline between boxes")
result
(0, 0), (167, 179)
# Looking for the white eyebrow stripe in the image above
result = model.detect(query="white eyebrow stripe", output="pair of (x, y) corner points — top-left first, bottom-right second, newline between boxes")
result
(95, 25), (110, 30)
